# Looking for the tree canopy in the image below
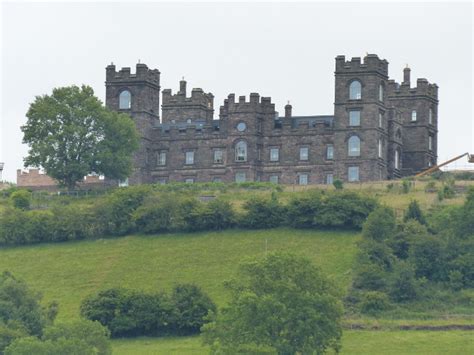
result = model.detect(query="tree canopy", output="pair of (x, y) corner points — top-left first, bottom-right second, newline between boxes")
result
(22, 85), (139, 189)
(202, 252), (343, 354)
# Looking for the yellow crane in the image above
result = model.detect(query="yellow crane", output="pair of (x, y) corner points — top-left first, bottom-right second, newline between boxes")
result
(415, 152), (474, 178)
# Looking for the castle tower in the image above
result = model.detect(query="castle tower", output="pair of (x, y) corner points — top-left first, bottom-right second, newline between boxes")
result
(387, 67), (438, 175)
(332, 54), (390, 182)
(105, 63), (161, 184)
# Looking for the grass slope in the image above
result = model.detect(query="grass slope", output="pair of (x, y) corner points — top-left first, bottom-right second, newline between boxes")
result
(0, 228), (358, 321)
(111, 331), (474, 355)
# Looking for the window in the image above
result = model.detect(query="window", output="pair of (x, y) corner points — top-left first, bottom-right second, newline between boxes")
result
(214, 150), (223, 164)
(235, 141), (247, 162)
(327, 145), (334, 160)
(298, 174), (308, 185)
(349, 80), (362, 100)
(379, 84), (384, 101)
(119, 90), (131, 109)
(349, 110), (361, 126)
(348, 167), (359, 182)
(378, 139), (383, 158)
(429, 109), (433, 124)
(185, 151), (194, 165)
(185, 178), (194, 184)
(411, 110), (417, 121)
(118, 178), (129, 187)
(235, 172), (246, 183)
(299, 147), (309, 161)
(395, 150), (400, 170)
(270, 148), (279, 162)
(379, 112), (383, 128)
(157, 151), (166, 166)
(349, 110), (360, 126)
(212, 177), (222, 183)
(269, 175), (279, 184)
(237, 122), (247, 132)
(429, 136), (433, 151)
(348, 136), (361, 157)
(157, 178), (167, 185)
(326, 174), (334, 185)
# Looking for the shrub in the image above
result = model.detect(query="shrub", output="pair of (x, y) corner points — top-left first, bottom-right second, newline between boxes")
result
(0, 208), (54, 245)
(362, 206), (396, 241)
(170, 284), (217, 335)
(389, 261), (418, 302)
(184, 199), (235, 232)
(10, 190), (32, 210)
(333, 179), (343, 190)
(239, 195), (284, 229)
(389, 220), (427, 260)
(409, 234), (447, 282)
(352, 262), (387, 291)
(404, 200), (426, 225)
(359, 291), (391, 315)
(285, 192), (323, 229)
(401, 179), (412, 194)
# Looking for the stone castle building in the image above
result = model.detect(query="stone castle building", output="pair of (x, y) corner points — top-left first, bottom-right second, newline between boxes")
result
(105, 54), (438, 185)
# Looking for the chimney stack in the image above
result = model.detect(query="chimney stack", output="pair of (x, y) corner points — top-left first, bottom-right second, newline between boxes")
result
(285, 101), (292, 118)
(403, 65), (411, 86)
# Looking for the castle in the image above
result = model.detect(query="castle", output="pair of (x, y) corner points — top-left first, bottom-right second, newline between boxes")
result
(105, 54), (438, 185)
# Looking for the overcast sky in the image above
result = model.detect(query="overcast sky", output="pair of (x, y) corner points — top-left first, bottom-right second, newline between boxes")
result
(1, 1), (473, 182)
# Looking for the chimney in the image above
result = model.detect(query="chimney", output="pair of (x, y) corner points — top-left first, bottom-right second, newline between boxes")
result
(285, 101), (292, 118)
(179, 78), (187, 96)
(403, 65), (411, 86)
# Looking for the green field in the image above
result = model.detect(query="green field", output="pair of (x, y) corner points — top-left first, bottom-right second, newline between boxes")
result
(111, 331), (474, 355)
(1, 226), (472, 354)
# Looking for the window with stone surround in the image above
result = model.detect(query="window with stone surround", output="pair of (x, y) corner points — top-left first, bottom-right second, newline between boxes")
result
(299, 147), (309, 161)
(429, 108), (433, 124)
(378, 139), (382, 158)
(298, 174), (308, 185)
(348, 166), (359, 182)
(411, 110), (417, 121)
(214, 150), (223, 164)
(349, 110), (360, 126)
(270, 148), (279, 162)
(379, 84), (384, 101)
(157, 151), (166, 166)
(185, 151), (194, 165)
(327, 145), (334, 160)
(269, 175), (279, 184)
(119, 90), (131, 109)
(348, 136), (361, 157)
(326, 174), (334, 185)
(395, 149), (400, 170)
(379, 112), (383, 128)
(235, 141), (247, 162)
(235, 172), (246, 183)
(185, 178), (194, 183)
(349, 80), (362, 100)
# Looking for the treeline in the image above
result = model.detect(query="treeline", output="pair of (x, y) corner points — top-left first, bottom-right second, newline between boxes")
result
(348, 190), (474, 315)
(80, 284), (216, 338)
(0, 187), (378, 246)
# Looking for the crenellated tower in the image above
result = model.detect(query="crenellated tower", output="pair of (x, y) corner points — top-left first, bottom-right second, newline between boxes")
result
(105, 63), (161, 184)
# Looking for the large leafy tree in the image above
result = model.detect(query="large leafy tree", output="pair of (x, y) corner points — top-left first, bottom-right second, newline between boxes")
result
(22, 85), (139, 190)
(202, 252), (343, 354)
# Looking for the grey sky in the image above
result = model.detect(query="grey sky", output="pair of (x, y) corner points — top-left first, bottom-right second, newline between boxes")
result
(1, 1), (473, 182)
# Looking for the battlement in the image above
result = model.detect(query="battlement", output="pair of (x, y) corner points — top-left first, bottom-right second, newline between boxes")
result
(106, 63), (160, 83)
(162, 81), (214, 108)
(335, 54), (388, 75)
(220, 93), (275, 116)
(387, 78), (438, 99)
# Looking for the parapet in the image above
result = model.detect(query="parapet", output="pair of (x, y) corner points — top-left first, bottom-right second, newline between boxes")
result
(219, 93), (275, 116)
(106, 63), (160, 84)
(387, 78), (438, 99)
(162, 80), (214, 108)
(335, 54), (388, 76)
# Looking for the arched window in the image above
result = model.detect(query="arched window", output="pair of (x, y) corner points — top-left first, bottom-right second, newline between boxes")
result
(378, 139), (382, 158)
(395, 149), (400, 170)
(379, 84), (384, 101)
(411, 110), (417, 121)
(349, 80), (362, 100)
(119, 90), (131, 109)
(235, 141), (247, 162)
(348, 136), (361, 157)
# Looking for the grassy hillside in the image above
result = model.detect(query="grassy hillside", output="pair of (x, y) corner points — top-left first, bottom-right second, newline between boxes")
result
(0, 228), (358, 321)
(111, 331), (474, 355)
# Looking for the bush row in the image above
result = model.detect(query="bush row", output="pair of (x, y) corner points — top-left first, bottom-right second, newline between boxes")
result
(80, 284), (216, 338)
(0, 187), (378, 246)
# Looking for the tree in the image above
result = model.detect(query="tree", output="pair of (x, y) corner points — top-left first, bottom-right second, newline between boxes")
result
(202, 252), (343, 354)
(404, 200), (426, 225)
(22, 85), (139, 190)
(362, 206), (396, 241)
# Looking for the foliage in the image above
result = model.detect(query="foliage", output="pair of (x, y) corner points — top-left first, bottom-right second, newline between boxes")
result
(202, 252), (343, 355)
(184, 199), (235, 232)
(401, 179), (412, 194)
(404, 200), (426, 225)
(170, 284), (217, 335)
(359, 291), (391, 315)
(239, 195), (284, 229)
(4, 320), (111, 355)
(9, 190), (31, 210)
(362, 206), (396, 242)
(81, 284), (215, 338)
(333, 179), (343, 190)
(388, 261), (419, 302)
(21, 85), (139, 189)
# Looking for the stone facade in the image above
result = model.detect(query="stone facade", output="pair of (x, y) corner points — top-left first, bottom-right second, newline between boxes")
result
(105, 54), (438, 185)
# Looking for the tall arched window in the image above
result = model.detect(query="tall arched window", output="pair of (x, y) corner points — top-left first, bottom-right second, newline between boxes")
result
(395, 149), (400, 170)
(378, 139), (382, 158)
(349, 80), (362, 100)
(348, 136), (361, 157)
(235, 141), (247, 162)
(119, 90), (131, 109)
(379, 84), (384, 101)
